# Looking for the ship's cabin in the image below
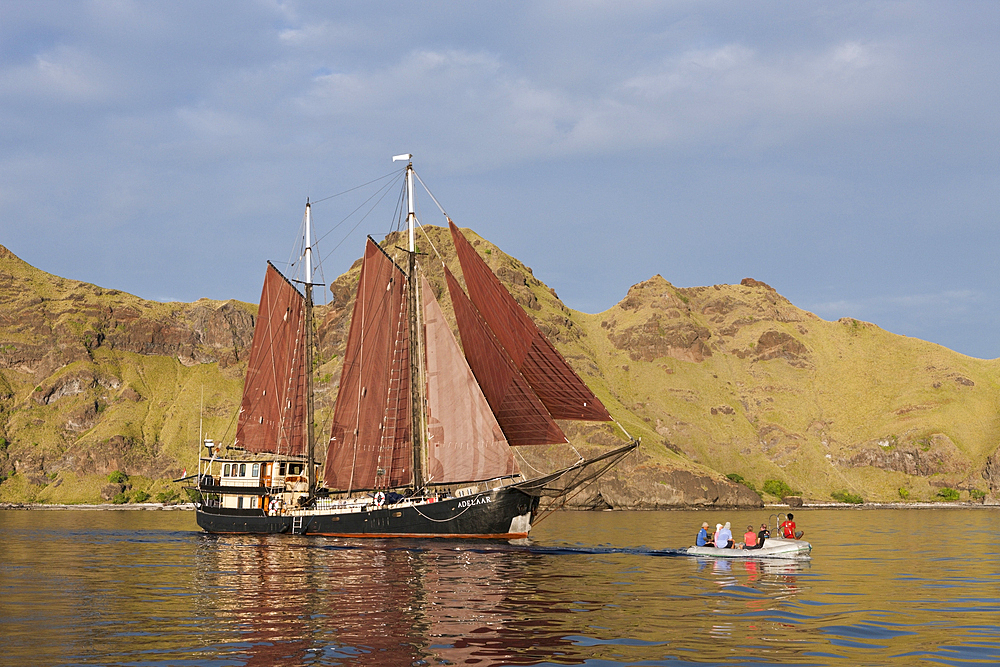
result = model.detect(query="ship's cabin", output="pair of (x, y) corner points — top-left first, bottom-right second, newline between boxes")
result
(199, 447), (316, 512)
(216, 460), (306, 485)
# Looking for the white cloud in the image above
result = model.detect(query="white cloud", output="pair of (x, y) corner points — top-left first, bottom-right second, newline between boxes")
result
(299, 49), (505, 111)
(277, 34), (906, 169)
(618, 40), (898, 135)
(277, 19), (374, 50)
(809, 290), (984, 322)
(0, 46), (113, 104)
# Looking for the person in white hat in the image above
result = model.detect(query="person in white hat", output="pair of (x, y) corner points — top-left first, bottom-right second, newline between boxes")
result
(715, 521), (733, 548)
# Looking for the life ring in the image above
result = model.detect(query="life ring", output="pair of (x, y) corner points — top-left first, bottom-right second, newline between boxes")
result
(374, 491), (385, 508)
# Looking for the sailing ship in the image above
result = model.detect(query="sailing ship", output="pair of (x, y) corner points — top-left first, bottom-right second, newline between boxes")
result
(194, 156), (637, 537)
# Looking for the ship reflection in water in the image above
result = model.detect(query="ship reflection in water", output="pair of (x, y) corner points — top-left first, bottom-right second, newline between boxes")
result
(198, 536), (425, 665)
(196, 534), (589, 666)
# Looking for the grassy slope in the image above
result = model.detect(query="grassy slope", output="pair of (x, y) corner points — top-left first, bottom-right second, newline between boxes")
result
(0, 351), (245, 503)
(572, 276), (1000, 502)
(0, 246), (248, 503)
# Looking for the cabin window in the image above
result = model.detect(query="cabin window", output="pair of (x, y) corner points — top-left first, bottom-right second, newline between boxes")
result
(252, 463), (260, 478)
(290, 464), (302, 475)
(223, 464), (231, 477)
(240, 463), (246, 477)
(249, 497), (258, 509)
(237, 496), (244, 509)
(278, 462), (286, 476)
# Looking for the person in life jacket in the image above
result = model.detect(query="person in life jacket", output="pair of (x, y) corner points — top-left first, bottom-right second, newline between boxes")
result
(780, 513), (804, 539)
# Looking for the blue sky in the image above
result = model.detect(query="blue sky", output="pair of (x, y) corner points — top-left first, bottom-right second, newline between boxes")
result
(2, 1), (998, 359)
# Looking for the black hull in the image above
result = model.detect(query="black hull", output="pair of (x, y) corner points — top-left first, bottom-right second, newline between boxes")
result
(196, 486), (539, 538)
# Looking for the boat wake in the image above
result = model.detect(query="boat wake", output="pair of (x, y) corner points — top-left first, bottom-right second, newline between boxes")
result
(261, 538), (690, 557)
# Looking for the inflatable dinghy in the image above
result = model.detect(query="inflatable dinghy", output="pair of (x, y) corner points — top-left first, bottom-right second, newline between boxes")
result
(686, 537), (812, 560)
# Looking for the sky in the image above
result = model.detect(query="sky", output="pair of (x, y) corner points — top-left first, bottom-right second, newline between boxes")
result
(1, 1), (998, 359)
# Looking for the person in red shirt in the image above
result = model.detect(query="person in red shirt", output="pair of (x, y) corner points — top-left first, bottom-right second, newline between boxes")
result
(780, 513), (804, 539)
(743, 525), (757, 549)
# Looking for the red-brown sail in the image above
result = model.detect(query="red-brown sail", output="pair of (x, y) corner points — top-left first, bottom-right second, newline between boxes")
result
(449, 221), (611, 422)
(324, 239), (412, 491)
(445, 266), (566, 446)
(235, 262), (307, 455)
(421, 275), (518, 482)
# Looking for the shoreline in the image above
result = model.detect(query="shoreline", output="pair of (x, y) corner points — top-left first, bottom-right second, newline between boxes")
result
(0, 502), (197, 511)
(768, 501), (999, 509)
(645, 501), (1000, 510)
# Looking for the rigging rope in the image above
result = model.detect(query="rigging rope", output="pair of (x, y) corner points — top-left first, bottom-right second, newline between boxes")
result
(418, 220), (444, 261)
(410, 500), (475, 522)
(279, 170), (403, 300)
(308, 171), (406, 253)
(413, 170), (448, 219)
(311, 169), (401, 205)
(513, 447), (547, 476)
(612, 417), (633, 441)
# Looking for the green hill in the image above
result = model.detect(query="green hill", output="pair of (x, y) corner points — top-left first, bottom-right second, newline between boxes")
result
(578, 274), (1000, 504)
(0, 230), (997, 507)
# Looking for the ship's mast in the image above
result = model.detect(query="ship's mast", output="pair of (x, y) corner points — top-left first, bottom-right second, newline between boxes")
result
(304, 200), (316, 496)
(394, 153), (425, 491)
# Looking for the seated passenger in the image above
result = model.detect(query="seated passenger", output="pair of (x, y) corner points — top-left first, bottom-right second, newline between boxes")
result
(755, 523), (770, 548)
(696, 521), (712, 547)
(715, 522), (733, 548)
(780, 513), (804, 539)
(743, 525), (757, 549)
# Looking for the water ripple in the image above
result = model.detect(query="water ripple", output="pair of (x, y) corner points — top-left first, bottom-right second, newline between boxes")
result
(2, 508), (999, 666)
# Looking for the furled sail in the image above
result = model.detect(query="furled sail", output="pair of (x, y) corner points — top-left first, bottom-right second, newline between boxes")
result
(445, 266), (567, 446)
(421, 275), (519, 482)
(449, 221), (611, 423)
(235, 262), (307, 455)
(324, 239), (412, 491)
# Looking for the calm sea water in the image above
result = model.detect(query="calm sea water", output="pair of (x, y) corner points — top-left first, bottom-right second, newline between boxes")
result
(1, 507), (998, 666)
